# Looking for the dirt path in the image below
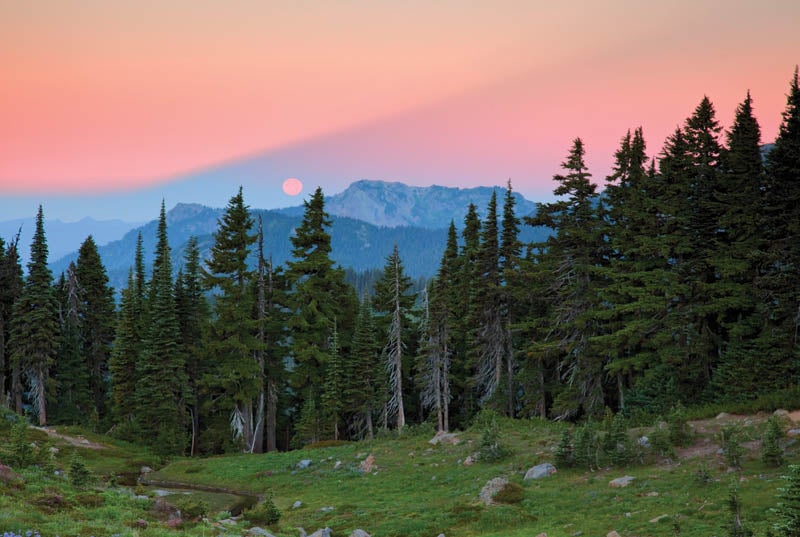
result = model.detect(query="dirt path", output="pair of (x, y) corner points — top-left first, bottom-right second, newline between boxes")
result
(32, 426), (107, 450)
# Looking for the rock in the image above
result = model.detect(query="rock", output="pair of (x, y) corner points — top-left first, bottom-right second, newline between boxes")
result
(359, 454), (376, 473)
(219, 518), (238, 526)
(349, 530), (371, 537)
(645, 491), (659, 497)
(609, 476), (635, 488)
(437, 534), (446, 537)
(607, 531), (621, 537)
(638, 435), (650, 448)
(716, 412), (731, 420)
(535, 533), (547, 537)
(308, 528), (332, 537)
(0, 464), (23, 486)
(135, 495), (150, 501)
(298, 528), (307, 537)
(787, 429), (800, 438)
(320, 506), (334, 512)
(463, 455), (475, 466)
(248, 528), (277, 537)
(297, 459), (312, 469)
(429, 431), (460, 445)
(650, 514), (670, 523)
(153, 489), (172, 497)
(49, 446), (60, 454)
(774, 409), (790, 418)
(479, 476), (510, 505)
(524, 462), (557, 480)
(140, 465), (153, 474)
(334, 460), (342, 469)
(292, 500), (303, 509)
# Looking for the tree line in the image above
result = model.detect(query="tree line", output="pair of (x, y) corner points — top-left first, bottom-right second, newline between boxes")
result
(0, 68), (798, 455)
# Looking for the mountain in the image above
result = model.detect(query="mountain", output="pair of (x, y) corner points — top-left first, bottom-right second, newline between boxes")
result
(50, 200), (548, 295)
(0, 216), (142, 269)
(278, 180), (538, 229)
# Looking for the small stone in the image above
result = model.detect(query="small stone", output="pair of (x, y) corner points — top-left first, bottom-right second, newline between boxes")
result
(572, 532), (583, 536)
(349, 530), (371, 537)
(716, 412), (731, 420)
(463, 455), (475, 466)
(609, 476), (635, 488)
(638, 436), (650, 448)
(535, 533), (547, 537)
(774, 409), (790, 418)
(607, 531), (621, 537)
(359, 454), (376, 473)
(248, 528), (277, 537)
(524, 462), (557, 480)
(292, 500), (303, 509)
(140, 466), (153, 474)
(297, 459), (312, 469)
(219, 518), (238, 526)
(334, 460), (342, 469)
(135, 495), (149, 501)
(320, 506), (334, 512)
(308, 528), (332, 537)
(645, 491), (659, 497)
(787, 429), (800, 438)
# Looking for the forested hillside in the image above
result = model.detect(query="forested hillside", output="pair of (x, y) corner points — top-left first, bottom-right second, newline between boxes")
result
(0, 69), (798, 458)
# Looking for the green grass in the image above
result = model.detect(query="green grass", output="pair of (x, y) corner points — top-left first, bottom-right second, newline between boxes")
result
(0, 412), (796, 536)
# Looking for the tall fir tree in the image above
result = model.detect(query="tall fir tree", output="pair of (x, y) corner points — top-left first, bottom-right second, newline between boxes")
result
(109, 270), (140, 436)
(136, 201), (186, 454)
(346, 292), (381, 439)
(75, 235), (115, 422)
(373, 244), (415, 430)
(202, 188), (263, 452)
(51, 263), (93, 425)
(175, 236), (209, 455)
(286, 187), (356, 440)
(9, 206), (59, 425)
(0, 232), (23, 406)
(527, 139), (607, 419)
(321, 320), (344, 439)
(499, 180), (523, 417)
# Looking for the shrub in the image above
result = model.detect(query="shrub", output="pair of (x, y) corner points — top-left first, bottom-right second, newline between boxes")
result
(475, 410), (510, 462)
(8, 418), (33, 468)
(173, 495), (209, 520)
(719, 426), (744, 469)
(245, 495), (281, 526)
(762, 416), (785, 467)
(69, 453), (91, 489)
(555, 429), (574, 468)
(605, 413), (633, 467)
(649, 422), (675, 458)
(667, 404), (692, 447)
(493, 482), (524, 504)
(573, 424), (599, 470)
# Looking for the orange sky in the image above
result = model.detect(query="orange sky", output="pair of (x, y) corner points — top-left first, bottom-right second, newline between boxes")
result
(1, 1), (798, 200)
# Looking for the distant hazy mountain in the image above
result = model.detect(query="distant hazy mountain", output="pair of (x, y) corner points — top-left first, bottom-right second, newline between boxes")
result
(278, 180), (538, 228)
(50, 199), (548, 295)
(0, 216), (141, 269)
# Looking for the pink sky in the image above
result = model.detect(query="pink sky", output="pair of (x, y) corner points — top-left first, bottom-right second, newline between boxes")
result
(1, 1), (798, 199)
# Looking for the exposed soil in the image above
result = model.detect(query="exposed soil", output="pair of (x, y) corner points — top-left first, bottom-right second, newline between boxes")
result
(32, 426), (107, 450)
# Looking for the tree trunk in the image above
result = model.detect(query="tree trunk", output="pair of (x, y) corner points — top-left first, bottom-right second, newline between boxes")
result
(253, 391), (265, 454)
(190, 405), (199, 456)
(266, 378), (278, 452)
(506, 326), (515, 418)
(366, 405), (374, 440)
(37, 370), (47, 426)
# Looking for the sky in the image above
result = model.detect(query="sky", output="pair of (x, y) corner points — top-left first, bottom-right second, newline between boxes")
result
(1, 1), (799, 222)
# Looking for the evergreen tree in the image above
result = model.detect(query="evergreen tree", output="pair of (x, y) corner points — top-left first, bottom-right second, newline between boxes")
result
(9, 206), (59, 425)
(346, 292), (380, 439)
(499, 180), (523, 417)
(528, 139), (607, 419)
(51, 263), (93, 425)
(202, 188), (262, 452)
(286, 187), (356, 439)
(75, 235), (115, 422)
(374, 244), (415, 430)
(472, 191), (507, 409)
(759, 68), (800, 392)
(175, 236), (209, 455)
(0, 232), (23, 407)
(773, 464), (800, 537)
(321, 320), (344, 439)
(136, 201), (186, 454)
(109, 270), (139, 437)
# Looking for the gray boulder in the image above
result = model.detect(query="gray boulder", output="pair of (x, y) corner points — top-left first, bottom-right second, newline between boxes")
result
(248, 528), (277, 537)
(309, 529), (332, 537)
(479, 477), (509, 505)
(349, 530), (371, 537)
(296, 459), (312, 469)
(524, 462), (556, 480)
(609, 475), (635, 488)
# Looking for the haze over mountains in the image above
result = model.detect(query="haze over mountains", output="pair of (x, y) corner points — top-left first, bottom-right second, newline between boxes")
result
(33, 180), (545, 293)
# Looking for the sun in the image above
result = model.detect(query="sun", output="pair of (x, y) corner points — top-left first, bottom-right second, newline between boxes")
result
(282, 177), (303, 196)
